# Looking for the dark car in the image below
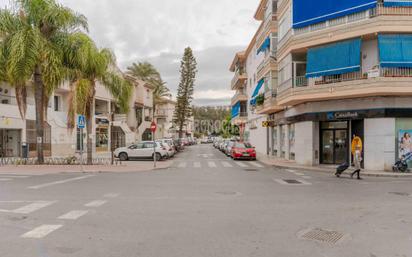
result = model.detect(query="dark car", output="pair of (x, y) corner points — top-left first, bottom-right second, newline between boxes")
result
(231, 142), (257, 160)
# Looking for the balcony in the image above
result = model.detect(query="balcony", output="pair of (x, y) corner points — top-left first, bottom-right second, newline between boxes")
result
(154, 109), (167, 117)
(256, 14), (278, 49)
(113, 114), (127, 123)
(231, 112), (248, 125)
(255, 88), (283, 115)
(257, 54), (278, 81)
(231, 69), (247, 90)
(277, 68), (412, 106)
(231, 91), (248, 106)
(278, 4), (412, 60)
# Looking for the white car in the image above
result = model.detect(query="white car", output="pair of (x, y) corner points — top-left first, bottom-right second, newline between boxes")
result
(114, 141), (168, 161)
(158, 139), (176, 158)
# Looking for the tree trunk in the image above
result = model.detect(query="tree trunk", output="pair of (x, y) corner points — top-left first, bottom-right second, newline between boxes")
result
(86, 88), (96, 165)
(34, 65), (45, 164)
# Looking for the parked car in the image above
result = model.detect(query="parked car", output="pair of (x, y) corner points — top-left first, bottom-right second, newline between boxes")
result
(200, 137), (209, 144)
(225, 141), (236, 156)
(158, 139), (176, 158)
(114, 141), (168, 161)
(231, 142), (257, 160)
(173, 139), (184, 152)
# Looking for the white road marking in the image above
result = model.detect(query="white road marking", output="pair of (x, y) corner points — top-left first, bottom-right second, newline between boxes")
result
(273, 178), (312, 185)
(221, 161), (233, 168)
(84, 200), (107, 207)
(235, 162), (248, 168)
(58, 210), (89, 220)
(208, 161), (217, 168)
(177, 162), (187, 168)
(0, 175), (29, 178)
(12, 201), (55, 214)
(28, 175), (95, 189)
(302, 176), (312, 179)
(21, 225), (63, 239)
(103, 193), (119, 198)
(295, 172), (305, 176)
(286, 169), (297, 173)
(249, 162), (264, 168)
(194, 162), (201, 168)
(0, 178), (12, 181)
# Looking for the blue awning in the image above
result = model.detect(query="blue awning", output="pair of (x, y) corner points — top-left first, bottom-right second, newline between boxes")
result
(293, 0), (377, 29)
(306, 38), (361, 78)
(231, 102), (241, 118)
(379, 34), (412, 68)
(257, 37), (271, 55)
(250, 79), (264, 106)
(384, 0), (412, 6)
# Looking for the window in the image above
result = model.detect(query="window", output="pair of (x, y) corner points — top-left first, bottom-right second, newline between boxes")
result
(54, 95), (60, 111)
(144, 142), (155, 148)
(26, 120), (51, 157)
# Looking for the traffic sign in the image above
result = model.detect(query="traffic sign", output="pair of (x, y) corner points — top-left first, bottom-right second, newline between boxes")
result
(150, 121), (157, 132)
(77, 114), (86, 129)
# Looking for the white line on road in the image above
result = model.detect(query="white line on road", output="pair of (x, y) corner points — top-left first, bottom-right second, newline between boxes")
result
(58, 210), (89, 220)
(235, 162), (248, 168)
(21, 225), (63, 239)
(84, 200), (107, 207)
(177, 162), (187, 168)
(194, 162), (201, 168)
(0, 175), (29, 178)
(28, 175), (95, 189)
(273, 179), (312, 185)
(208, 161), (217, 168)
(249, 162), (264, 168)
(13, 201), (55, 214)
(295, 172), (305, 176)
(286, 169), (296, 173)
(221, 161), (233, 168)
(0, 178), (12, 181)
(302, 176), (312, 179)
(103, 193), (120, 198)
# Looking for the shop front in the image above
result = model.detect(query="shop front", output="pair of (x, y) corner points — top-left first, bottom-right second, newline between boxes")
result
(96, 118), (109, 152)
(0, 129), (22, 157)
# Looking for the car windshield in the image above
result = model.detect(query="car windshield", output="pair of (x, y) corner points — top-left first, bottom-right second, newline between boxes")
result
(234, 142), (253, 148)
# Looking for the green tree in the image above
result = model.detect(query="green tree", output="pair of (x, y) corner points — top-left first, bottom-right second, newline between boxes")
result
(173, 47), (197, 138)
(66, 34), (131, 165)
(0, 0), (88, 163)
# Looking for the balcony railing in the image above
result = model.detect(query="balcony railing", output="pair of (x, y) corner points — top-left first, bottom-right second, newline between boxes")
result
(381, 67), (412, 77)
(294, 4), (412, 36)
(231, 91), (247, 103)
(154, 109), (167, 116)
(293, 76), (308, 87)
(231, 69), (247, 89)
(311, 72), (364, 86)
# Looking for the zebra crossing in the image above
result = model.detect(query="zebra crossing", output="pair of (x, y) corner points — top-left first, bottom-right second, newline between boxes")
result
(175, 160), (264, 169)
(0, 174), (30, 182)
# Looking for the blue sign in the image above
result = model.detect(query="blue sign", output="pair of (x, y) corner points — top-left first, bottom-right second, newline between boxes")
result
(77, 115), (86, 129)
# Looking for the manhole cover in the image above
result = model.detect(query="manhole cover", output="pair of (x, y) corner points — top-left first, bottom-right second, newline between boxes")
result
(244, 169), (258, 172)
(300, 228), (345, 244)
(389, 192), (410, 196)
(283, 179), (302, 184)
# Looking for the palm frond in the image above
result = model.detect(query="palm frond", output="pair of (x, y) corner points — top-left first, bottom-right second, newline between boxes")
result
(102, 71), (132, 114)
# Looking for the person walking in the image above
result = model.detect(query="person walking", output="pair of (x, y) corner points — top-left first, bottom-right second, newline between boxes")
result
(351, 145), (362, 179)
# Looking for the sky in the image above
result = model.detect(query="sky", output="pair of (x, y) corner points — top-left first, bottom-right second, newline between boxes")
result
(0, 0), (260, 106)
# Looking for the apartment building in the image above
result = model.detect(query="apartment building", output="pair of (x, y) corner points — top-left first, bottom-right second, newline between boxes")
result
(0, 74), (159, 158)
(231, 0), (412, 171)
(230, 0), (278, 155)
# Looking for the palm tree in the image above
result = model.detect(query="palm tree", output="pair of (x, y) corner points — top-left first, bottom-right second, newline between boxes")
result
(66, 34), (131, 165)
(0, 0), (88, 163)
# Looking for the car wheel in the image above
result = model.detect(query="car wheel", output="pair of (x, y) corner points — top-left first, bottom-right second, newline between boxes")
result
(119, 152), (128, 161)
(153, 153), (162, 161)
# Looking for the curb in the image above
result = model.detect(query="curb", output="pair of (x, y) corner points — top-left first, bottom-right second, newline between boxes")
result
(269, 164), (412, 178)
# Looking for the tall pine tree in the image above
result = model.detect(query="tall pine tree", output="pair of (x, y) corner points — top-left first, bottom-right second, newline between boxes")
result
(173, 47), (197, 138)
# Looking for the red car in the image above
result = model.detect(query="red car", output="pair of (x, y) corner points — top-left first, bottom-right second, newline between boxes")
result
(231, 142), (257, 160)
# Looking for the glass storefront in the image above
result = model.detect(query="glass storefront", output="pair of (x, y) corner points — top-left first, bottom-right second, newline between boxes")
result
(96, 126), (109, 152)
(320, 121), (349, 164)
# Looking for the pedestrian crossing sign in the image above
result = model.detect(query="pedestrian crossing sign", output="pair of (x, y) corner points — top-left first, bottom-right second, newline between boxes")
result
(77, 115), (86, 129)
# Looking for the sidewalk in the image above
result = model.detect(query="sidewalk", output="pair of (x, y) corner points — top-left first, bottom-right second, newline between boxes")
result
(0, 160), (174, 175)
(258, 154), (412, 178)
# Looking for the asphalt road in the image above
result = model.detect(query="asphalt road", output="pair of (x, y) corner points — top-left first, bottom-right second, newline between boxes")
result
(1, 144), (412, 257)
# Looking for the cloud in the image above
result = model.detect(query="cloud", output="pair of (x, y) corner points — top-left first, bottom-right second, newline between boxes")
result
(0, 0), (260, 105)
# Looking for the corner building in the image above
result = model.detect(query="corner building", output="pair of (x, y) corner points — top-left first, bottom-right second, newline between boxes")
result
(232, 0), (412, 171)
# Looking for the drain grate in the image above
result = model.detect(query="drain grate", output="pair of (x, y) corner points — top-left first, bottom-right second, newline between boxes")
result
(283, 179), (302, 184)
(389, 192), (410, 197)
(300, 228), (345, 244)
